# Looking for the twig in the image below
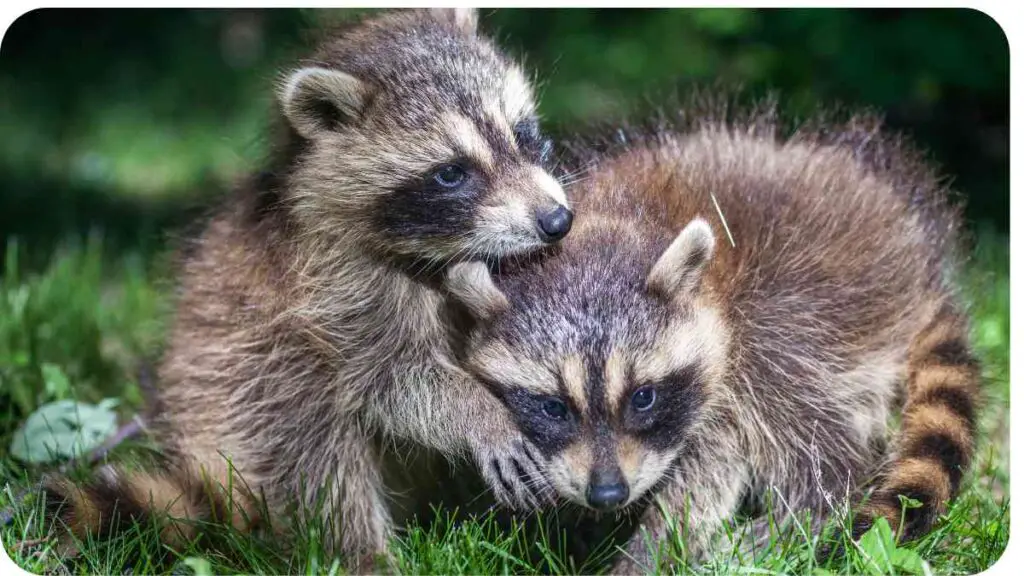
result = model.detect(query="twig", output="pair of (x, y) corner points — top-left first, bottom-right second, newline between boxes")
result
(1, 416), (147, 527)
(63, 415), (146, 473)
(709, 190), (736, 248)
(11, 537), (46, 551)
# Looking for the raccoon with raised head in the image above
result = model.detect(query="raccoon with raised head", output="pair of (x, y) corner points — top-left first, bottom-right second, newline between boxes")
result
(446, 106), (980, 572)
(44, 8), (568, 570)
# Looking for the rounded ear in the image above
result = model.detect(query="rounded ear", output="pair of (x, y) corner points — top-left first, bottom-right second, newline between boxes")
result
(428, 8), (478, 35)
(646, 218), (715, 300)
(278, 67), (371, 139)
(445, 261), (509, 321)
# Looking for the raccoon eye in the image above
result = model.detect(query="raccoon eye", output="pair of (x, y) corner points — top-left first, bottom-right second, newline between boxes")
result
(433, 164), (467, 188)
(631, 386), (656, 412)
(541, 398), (569, 420)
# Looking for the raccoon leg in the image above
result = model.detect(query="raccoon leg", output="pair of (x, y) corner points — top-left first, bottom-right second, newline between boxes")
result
(849, 303), (980, 542)
(312, 425), (395, 574)
(612, 433), (749, 575)
(367, 365), (552, 510)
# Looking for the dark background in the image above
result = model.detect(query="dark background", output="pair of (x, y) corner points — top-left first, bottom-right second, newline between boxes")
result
(0, 8), (1009, 259)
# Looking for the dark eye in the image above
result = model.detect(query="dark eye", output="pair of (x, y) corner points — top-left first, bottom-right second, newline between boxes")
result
(631, 387), (656, 412)
(433, 164), (467, 188)
(542, 398), (569, 420)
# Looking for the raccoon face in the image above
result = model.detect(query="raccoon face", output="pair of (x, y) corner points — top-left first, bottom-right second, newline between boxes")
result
(277, 9), (570, 264)
(447, 219), (729, 511)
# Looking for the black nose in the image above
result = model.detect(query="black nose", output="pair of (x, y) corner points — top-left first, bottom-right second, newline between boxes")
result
(586, 480), (629, 511)
(536, 206), (573, 243)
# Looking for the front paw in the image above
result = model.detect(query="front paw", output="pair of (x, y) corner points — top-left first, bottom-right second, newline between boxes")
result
(471, 437), (553, 510)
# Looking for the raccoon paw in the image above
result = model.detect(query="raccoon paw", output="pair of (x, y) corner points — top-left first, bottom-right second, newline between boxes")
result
(474, 439), (553, 510)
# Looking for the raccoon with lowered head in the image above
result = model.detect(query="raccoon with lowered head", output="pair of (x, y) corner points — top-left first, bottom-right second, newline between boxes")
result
(44, 8), (567, 570)
(446, 107), (980, 572)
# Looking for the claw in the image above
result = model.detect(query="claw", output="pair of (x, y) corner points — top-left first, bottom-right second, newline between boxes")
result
(473, 439), (551, 511)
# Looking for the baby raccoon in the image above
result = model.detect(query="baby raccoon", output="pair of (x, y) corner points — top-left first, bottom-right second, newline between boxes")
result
(278, 8), (571, 261)
(44, 8), (567, 571)
(446, 108), (980, 572)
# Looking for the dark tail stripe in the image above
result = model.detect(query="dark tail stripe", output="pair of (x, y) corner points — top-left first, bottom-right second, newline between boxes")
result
(43, 465), (246, 553)
(85, 476), (149, 535)
(920, 337), (980, 371)
(874, 482), (942, 540)
(915, 385), (976, 425)
(852, 307), (980, 545)
(185, 474), (220, 524)
(902, 432), (968, 492)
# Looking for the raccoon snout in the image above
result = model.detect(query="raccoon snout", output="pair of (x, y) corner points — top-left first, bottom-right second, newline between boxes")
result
(586, 470), (629, 511)
(536, 206), (574, 243)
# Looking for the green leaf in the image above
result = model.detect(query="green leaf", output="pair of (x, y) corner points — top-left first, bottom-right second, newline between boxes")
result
(891, 547), (927, 575)
(182, 557), (214, 576)
(897, 494), (924, 510)
(9, 398), (119, 463)
(857, 517), (896, 575)
(855, 516), (927, 575)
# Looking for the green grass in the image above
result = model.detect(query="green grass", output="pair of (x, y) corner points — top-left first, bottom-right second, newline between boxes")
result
(0, 226), (1009, 575)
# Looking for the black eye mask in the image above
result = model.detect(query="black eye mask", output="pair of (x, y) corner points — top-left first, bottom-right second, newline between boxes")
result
(499, 387), (578, 457)
(623, 364), (703, 451)
(374, 159), (484, 241)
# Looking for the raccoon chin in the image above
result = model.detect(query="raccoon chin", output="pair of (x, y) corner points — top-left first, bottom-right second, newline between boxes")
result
(468, 234), (550, 264)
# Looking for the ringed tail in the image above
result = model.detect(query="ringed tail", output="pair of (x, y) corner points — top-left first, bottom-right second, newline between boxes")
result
(852, 302), (981, 541)
(43, 462), (260, 555)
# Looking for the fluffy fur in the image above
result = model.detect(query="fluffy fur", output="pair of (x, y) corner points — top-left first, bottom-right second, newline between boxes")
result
(446, 102), (980, 572)
(43, 8), (566, 571)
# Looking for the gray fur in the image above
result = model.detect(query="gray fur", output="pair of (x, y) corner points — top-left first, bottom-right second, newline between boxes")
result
(45, 9), (563, 572)
(451, 106), (979, 572)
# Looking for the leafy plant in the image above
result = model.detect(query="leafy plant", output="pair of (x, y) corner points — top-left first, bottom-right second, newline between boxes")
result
(9, 398), (119, 464)
(854, 517), (929, 576)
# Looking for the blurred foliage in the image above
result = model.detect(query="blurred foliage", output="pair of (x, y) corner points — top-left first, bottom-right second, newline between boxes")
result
(0, 8), (1009, 261)
(0, 236), (162, 428)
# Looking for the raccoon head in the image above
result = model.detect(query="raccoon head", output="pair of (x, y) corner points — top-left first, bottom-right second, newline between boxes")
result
(446, 218), (729, 511)
(277, 9), (571, 264)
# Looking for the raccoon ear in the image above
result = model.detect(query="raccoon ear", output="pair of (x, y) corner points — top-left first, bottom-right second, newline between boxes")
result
(647, 218), (715, 300)
(445, 261), (509, 321)
(279, 67), (371, 139)
(428, 8), (478, 35)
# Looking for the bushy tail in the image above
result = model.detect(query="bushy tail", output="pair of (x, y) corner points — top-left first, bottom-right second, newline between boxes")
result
(44, 461), (260, 555)
(852, 303), (981, 541)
